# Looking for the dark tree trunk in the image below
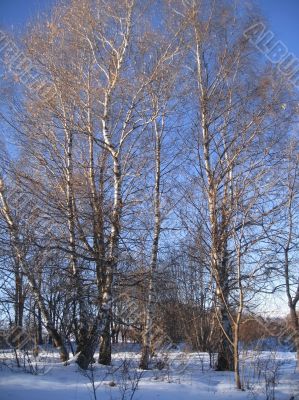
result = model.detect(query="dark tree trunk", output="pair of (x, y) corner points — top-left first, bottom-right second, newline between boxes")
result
(15, 267), (24, 328)
(46, 323), (69, 362)
(76, 340), (96, 370)
(76, 322), (98, 370)
(289, 305), (299, 365)
(216, 307), (234, 371)
(37, 307), (43, 345)
(98, 317), (112, 365)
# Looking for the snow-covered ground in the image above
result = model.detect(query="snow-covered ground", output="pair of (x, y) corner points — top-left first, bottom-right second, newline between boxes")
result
(0, 345), (298, 400)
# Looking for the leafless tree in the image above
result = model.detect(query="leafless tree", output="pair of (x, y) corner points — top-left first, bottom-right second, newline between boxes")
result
(0, 177), (69, 361)
(267, 139), (299, 365)
(171, 0), (295, 383)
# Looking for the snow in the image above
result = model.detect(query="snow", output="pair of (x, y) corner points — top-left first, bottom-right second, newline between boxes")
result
(0, 346), (298, 400)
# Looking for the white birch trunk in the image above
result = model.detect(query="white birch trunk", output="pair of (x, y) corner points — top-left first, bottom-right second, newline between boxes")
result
(140, 118), (161, 370)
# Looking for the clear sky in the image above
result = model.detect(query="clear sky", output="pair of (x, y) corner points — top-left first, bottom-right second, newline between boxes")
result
(0, 0), (56, 32)
(258, 0), (299, 58)
(0, 0), (299, 59)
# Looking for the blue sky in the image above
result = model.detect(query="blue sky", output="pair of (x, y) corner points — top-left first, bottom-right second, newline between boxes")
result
(0, 0), (55, 32)
(0, 0), (299, 59)
(258, 0), (299, 57)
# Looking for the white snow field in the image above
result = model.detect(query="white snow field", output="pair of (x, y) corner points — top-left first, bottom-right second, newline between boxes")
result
(0, 345), (298, 400)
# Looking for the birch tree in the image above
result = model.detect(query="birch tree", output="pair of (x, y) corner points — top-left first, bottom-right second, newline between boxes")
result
(12, 0), (158, 369)
(269, 139), (299, 364)
(172, 0), (294, 376)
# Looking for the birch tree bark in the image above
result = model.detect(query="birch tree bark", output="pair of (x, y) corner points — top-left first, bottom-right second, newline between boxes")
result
(139, 103), (162, 370)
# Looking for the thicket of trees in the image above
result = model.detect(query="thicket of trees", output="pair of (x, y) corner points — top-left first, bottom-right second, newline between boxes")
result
(0, 0), (298, 389)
